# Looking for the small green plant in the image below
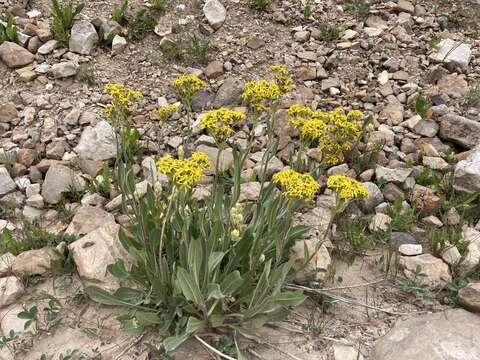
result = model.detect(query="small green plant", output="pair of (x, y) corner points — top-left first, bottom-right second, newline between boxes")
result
(387, 197), (416, 232)
(148, 0), (169, 12)
(415, 94), (431, 118)
(0, 219), (76, 256)
(50, 0), (85, 46)
(127, 8), (155, 41)
(0, 12), (18, 44)
(465, 80), (480, 108)
(162, 43), (185, 62)
(341, 218), (371, 252)
(86, 164), (112, 198)
(429, 226), (469, 256)
(77, 64), (96, 85)
(445, 277), (470, 304)
(317, 25), (342, 42)
(428, 35), (441, 49)
(303, 3), (313, 19)
(344, 0), (371, 20)
(188, 33), (212, 64)
(18, 294), (62, 333)
(397, 265), (433, 300)
(112, 0), (129, 25)
(249, 0), (270, 11)
(0, 329), (19, 353)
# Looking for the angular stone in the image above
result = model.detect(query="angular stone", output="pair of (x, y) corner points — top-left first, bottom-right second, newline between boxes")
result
(410, 184), (440, 214)
(371, 309), (480, 360)
(0, 277), (24, 308)
(0, 102), (18, 123)
(0, 167), (16, 196)
(204, 60), (224, 78)
(51, 61), (79, 78)
(398, 244), (422, 256)
(454, 145), (480, 193)
(459, 227), (480, 276)
(65, 205), (116, 237)
(399, 254), (451, 289)
(458, 283), (480, 313)
(196, 144), (233, 172)
(213, 77), (244, 107)
(396, 0), (414, 13)
(74, 120), (116, 161)
(203, 0), (226, 30)
(380, 97), (404, 125)
(37, 39), (58, 55)
(69, 20), (99, 55)
(375, 165), (412, 183)
(12, 247), (61, 276)
(0, 42), (34, 68)
(439, 114), (480, 149)
(0, 253), (15, 276)
(239, 182), (261, 202)
(441, 246), (461, 266)
(41, 164), (86, 204)
(369, 213), (392, 232)
(293, 240), (331, 283)
(430, 39), (472, 70)
(69, 223), (131, 291)
(111, 35), (127, 55)
(359, 182), (384, 213)
(334, 344), (364, 360)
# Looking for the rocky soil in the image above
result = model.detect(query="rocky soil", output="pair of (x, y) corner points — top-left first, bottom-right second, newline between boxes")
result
(0, 0), (480, 359)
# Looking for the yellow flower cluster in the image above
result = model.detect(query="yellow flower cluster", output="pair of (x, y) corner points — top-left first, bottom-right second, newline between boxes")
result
(154, 104), (178, 122)
(104, 83), (142, 118)
(272, 169), (320, 200)
(200, 108), (246, 141)
(288, 105), (363, 165)
(157, 152), (211, 188)
(242, 80), (281, 112)
(271, 65), (293, 94)
(171, 74), (207, 100)
(326, 175), (369, 200)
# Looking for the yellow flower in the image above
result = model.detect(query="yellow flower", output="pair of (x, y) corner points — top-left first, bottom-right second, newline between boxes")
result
(157, 152), (211, 188)
(154, 104), (178, 121)
(271, 65), (293, 94)
(200, 108), (246, 141)
(242, 80), (281, 111)
(326, 175), (369, 200)
(272, 169), (320, 200)
(171, 74), (207, 100)
(287, 104), (315, 119)
(105, 83), (142, 107)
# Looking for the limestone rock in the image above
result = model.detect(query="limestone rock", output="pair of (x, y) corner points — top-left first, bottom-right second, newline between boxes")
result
(371, 309), (480, 360)
(439, 114), (480, 149)
(239, 182), (261, 202)
(454, 145), (480, 193)
(41, 164), (86, 204)
(430, 39), (472, 70)
(293, 240), (331, 283)
(69, 20), (99, 55)
(398, 244), (422, 256)
(0, 167), (16, 196)
(12, 247), (61, 276)
(399, 254), (451, 289)
(359, 182), (384, 213)
(69, 223), (131, 291)
(375, 165), (412, 183)
(458, 227), (480, 276)
(458, 283), (480, 313)
(196, 144), (233, 172)
(74, 120), (116, 161)
(111, 35), (127, 55)
(0, 253), (15, 276)
(334, 344), (364, 360)
(0, 277), (24, 308)
(65, 205), (116, 237)
(0, 42), (34, 68)
(51, 61), (79, 78)
(203, 0), (226, 30)
(0, 102), (18, 123)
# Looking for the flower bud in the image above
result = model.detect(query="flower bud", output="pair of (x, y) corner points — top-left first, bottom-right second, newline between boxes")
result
(177, 145), (185, 159)
(231, 229), (240, 241)
(259, 254), (265, 263)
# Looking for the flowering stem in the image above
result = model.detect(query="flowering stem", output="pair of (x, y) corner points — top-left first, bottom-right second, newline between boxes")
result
(158, 185), (175, 274)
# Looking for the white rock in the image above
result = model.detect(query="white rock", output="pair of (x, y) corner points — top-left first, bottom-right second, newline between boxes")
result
(69, 20), (99, 55)
(0, 253), (15, 276)
(41, 164), (86, 204)
(65, 205), (116, 237)
(441, 246), (461, 266)
(111, 35), (127, 56)
(74, 120), (116, 161)
(334, 344), (364, 360)
(37, 40), (58, 55)
(400, 254), (451, 289)
(51, 61), (79, 78)
(369, 213), (392, 232)
(12, 248), (61, 276)
(0, 167), (15, 196)
(454, 145), (480, 193)
(430, 39), (472, 70)
(398, 244), (422, 256)
(203, 0), (226, 30)
(0, 277), (24, 308)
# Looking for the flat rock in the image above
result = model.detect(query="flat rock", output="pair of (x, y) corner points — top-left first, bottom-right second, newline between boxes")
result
(111, 35), (127, 55)
(213, 77), (244, 107)
(69, 223), (131, 291)
(41, 164), (86, 204)
(430, 39), (472, 70)
(196, 144), (233, 172)
(371, 309), (480, 360)
(375, 165), (412, 183)
(69, 20), (99, 55)
(399, 253), (451, 289)
(293, 240), (331, 283)
(51, 61), (79, 78)
(65, 205), (116, 237)
(0, 277), (24, 308)
(74, 120), (116, 160)
(439, 114), (480, 149)
(458, 282), (480, 313)
(0, 102), (18, 123)
(12, 247), (61, 276)
(37, 39), (58, 55)
(0, 42), (34, 68)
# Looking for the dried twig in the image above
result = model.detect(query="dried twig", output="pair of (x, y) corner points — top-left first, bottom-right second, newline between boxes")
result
(195, 335), (237, 360)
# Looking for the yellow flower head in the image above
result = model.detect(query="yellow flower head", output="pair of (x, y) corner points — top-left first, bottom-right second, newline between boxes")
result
(171, 74), (207, 100)
(272, 169), (320, 200)
(242, 80), (281, 112)
(287, 104), (316, 119)
(200, 108), (246, 141)
(271, 65), (293, 94)
(157, 152), (211, 188)
(105, 83), (142, 108)
(154, 104), (178, 122)
(326, 175), (369, 200)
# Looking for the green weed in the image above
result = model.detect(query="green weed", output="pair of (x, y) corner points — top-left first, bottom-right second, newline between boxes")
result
(317, 25), (342, 42)
(112, 0), (129, 25)
(0, 12), (18, 44)
(127, 8), (155, 41)
(249, 0), (270, 11)
(397, 265), (433, 300)
(415, 94), (431, 118)
(344, 0), (371, 20)
(50, 0), (85, 46)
